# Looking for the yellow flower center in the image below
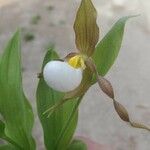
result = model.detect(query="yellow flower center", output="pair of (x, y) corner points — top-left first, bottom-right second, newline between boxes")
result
(68, 55), (86, 69)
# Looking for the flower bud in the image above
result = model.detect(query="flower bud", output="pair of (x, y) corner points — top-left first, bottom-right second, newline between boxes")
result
(43, 60), (82, 92)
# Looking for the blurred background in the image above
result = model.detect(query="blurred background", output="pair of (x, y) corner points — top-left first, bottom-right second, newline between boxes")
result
(0, 0), (150, 149)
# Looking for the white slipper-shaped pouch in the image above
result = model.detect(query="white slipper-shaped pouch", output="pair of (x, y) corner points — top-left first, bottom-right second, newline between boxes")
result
(43, 60), (83, 92)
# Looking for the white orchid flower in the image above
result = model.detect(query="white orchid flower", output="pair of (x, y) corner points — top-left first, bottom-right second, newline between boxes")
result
(43, 55), (86, 92)
(41, 0), (150, 132)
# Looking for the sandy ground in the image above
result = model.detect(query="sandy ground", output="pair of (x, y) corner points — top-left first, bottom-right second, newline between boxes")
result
(0, 0), (150, 150)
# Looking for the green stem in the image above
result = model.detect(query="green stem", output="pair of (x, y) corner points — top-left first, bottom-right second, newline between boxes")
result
(55, 95), (84, 149)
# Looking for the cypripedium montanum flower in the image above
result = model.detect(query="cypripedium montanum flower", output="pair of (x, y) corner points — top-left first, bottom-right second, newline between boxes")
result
(43, 54), (88, 92)
(43, 59), (83, 92)
(42, 0), (150, 131)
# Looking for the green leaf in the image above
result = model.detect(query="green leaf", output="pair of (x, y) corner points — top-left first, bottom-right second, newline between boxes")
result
(74, 0), (99, 56)
(0, 120), (5, 138)
(93, 16), (135, 77)
(67, 139), (87, 150)
(36, 48), (79, 150)
(0, 145), (17, 150)
(55, 96), (83, 150)
(0, 31), (35, 149)
(0, 120), (26, 149)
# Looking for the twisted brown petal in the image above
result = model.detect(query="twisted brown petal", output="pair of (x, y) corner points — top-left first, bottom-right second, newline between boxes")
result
(113, 100), (129, 122)
(97, 76), (114, 99)
(97, 75), (150, 132)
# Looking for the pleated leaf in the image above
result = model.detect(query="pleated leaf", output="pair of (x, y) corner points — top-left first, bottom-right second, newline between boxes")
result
(0, 31), (35, 150)
(0, 120), (5, 138)
(93, 16), (136, 77)
(74, 0), (99, 56)
(0, 145), (17, 150)
(36, 48), (79, 150)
